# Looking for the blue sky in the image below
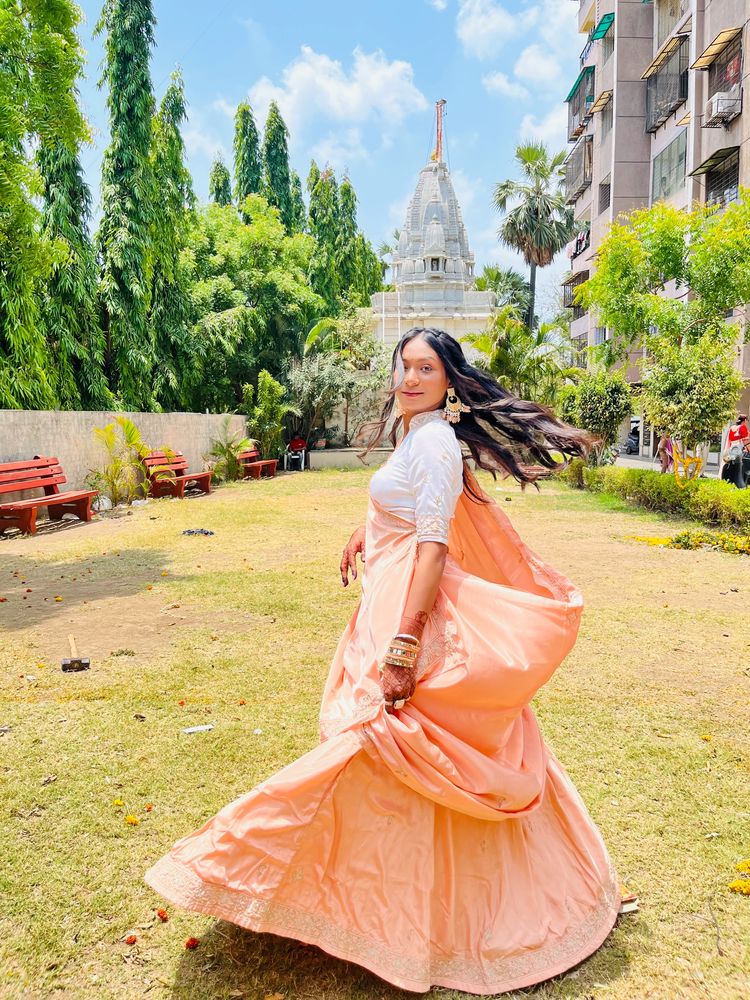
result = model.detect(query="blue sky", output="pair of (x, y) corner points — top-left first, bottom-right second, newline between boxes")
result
(76, 0), (581, 312)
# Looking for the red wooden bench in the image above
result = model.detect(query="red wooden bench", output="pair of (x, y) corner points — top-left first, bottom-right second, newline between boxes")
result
(239, 448), (278, 480)
(0, 457), (98, 536)
(144, 451), (212, 499)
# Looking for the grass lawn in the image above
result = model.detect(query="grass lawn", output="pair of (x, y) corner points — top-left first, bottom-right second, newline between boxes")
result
(1, 469), (748, 1000)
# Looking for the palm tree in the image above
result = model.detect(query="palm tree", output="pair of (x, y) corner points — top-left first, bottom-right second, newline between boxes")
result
(493, 142), (573, 331)
(464, 307), (578, 407)
(475, 265), (532, 316)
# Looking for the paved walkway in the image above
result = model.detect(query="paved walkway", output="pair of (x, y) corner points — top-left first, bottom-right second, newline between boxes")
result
(615, 452), (720, 478)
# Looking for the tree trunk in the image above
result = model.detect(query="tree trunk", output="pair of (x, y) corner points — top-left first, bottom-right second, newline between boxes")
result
(527, 262), (537, 330)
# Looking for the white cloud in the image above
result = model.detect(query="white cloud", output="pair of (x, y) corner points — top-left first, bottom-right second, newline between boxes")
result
(456, 0), (534, 60)
(311, 128), (367, 169)
(519, 105), (568, 151)
(212, 97), (236, 119)
(248, 46), (428, 142)
(183, 109), (228, 162)
(426, 0), (448, 9)
(514, 43), (562, 89)
(482, 70), (529, 100)
(450, 167), (481, 213)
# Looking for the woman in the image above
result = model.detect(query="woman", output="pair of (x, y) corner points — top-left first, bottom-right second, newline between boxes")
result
(145, 328), (622, 995)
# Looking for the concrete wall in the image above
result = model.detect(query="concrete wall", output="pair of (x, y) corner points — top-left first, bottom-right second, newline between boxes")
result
(0, 410), (247, 491)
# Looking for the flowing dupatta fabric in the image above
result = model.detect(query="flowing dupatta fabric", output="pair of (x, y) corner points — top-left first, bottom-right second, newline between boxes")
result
(145, 469), (620, 994)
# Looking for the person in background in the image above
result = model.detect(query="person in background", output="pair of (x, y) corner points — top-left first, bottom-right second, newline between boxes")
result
(727, 414), (748, 447)
(657, 432), (673, 474)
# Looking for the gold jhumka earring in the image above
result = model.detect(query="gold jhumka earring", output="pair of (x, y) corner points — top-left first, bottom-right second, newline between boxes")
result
(443, 387), (471, 424)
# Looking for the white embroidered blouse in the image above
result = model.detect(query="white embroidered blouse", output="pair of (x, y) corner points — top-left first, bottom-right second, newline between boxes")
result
(369, 409), (464, 545)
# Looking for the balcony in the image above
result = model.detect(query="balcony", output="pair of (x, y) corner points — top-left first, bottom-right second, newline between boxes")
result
(566, 66), (596, 141)
(645, 37), (689, 132)
(563, 270), (589, 320)
(564, 135), (593, 204)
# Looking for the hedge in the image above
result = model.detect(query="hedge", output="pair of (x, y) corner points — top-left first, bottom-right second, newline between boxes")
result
(559, 459), (750, 532)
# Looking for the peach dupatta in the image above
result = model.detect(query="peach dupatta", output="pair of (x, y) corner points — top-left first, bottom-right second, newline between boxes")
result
(145, 472), (620, 994)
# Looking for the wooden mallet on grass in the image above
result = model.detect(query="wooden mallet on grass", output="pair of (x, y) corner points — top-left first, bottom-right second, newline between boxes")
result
(61, 634), (90, 672)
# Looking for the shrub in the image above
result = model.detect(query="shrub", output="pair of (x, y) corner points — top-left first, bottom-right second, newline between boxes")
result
(558, 464), (749, 532)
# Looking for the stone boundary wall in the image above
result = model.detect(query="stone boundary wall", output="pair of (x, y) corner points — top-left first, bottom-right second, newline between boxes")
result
(0, 410), (247, 492)
(308, 447), (392, 470)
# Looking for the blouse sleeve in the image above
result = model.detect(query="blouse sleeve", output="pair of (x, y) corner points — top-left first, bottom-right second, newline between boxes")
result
(408, 423), (464, 544)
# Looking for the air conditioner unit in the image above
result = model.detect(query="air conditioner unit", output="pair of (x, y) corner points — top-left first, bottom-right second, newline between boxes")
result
(704, 87), (742, 127)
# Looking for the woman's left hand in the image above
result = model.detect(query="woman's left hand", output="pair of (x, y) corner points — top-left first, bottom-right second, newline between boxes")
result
(380, 663), (417, 714)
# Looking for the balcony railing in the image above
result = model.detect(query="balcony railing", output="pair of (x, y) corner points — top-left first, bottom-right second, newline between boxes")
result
(567, 67), (596, 141)
(646, 37), (689, 132)
(563, 271), (589, 320)
(564, 135), (593, 204)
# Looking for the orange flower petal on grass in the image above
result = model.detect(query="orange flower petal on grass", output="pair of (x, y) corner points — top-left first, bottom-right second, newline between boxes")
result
(125, 934), (137, 945)
(145, 803), (154, 812)
(156, 908), (169, 922)
(184, 936), (200, 949)
(124, 814), (140, 826)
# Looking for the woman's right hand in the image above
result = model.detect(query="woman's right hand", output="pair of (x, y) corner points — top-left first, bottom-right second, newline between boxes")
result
(340, 525), (366, 586)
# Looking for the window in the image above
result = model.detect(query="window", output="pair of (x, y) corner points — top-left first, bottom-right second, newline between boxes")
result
(708, 35), (742, 98)
(646, 36), (689, 132)
(600, 97), (613, 138)
(657, 0), (688, 49)
(594, 327), (607, 346)
(706, 150), (740, 208)
(602, 22), (614, 63)
(598, 176), (611, 214)
(567, 67), (596, 141)
(651, 130), (687, 201)
(564, 135), (593, 204)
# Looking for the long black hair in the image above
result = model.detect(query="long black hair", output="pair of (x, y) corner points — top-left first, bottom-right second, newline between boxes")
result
(361, 326), (593, 497)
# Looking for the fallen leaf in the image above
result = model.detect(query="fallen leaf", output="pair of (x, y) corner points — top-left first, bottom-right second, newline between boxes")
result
(41, 775), (57, 786)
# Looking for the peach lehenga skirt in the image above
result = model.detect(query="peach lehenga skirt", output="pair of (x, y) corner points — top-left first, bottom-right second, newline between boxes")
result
(145, 476), (620, 994)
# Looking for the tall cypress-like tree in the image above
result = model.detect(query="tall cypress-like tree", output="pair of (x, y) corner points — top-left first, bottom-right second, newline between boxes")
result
(262, 101), (292, 231)
(209, 158), (232, 206)
(233, 102), (262, 210)
(289, 169), (306, 233)
(307, 167), (341, 314)
(38, 142), (112, 410)
(149, 71), (195, 410)
(0, 0), (88, 409)
(306, 159), (321, 200)
(96, 0), (157, 409)
(337, 175), (358, 292)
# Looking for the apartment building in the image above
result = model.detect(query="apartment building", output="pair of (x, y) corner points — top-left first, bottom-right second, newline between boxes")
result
(562, 0), (750, 459)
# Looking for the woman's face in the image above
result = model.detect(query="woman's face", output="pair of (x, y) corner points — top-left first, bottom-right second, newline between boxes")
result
(394, 335), (450, 417)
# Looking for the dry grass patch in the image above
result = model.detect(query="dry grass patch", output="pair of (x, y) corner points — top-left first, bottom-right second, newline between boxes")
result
(1, 471), (748, 999)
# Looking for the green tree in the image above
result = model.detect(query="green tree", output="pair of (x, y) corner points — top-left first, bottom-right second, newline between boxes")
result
(464, 306), (577, 407)
(148, 71), (196, 411)
(96, 0), (157, 410)
(475, 265), (531, 316)
(285, 353), (349, 443)
(243, 370), (300, 458)
(493, 142), (573, 330)
(568, 370), (632, 466)
(308, 167), (341, 314)
(208, 158), (232, 206)
(184, 197), (322, 411)
(38, 141), (112, 410)
(233, 102), (262, 210)
(578, 197), (750, 363)
(289, 169), (306, 233)
(640, 336), (744, 480)
(262, 101), (292, 231)
(350, 233), (383, 307)
(337, 176), (358, 291)
(0, 0), (89, 409)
